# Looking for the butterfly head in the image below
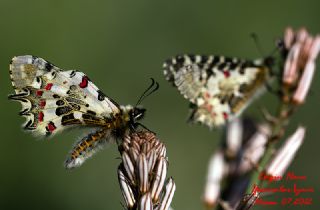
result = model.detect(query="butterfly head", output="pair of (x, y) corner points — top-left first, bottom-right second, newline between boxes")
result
(262, 38), (289, 69)
(263, 56), (275, 68)
(125, 78), (159, 129)
(130, 106), (146, 123)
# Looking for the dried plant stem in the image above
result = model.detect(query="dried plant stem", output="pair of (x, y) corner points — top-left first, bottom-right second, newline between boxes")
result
(246, 89), (296, 193)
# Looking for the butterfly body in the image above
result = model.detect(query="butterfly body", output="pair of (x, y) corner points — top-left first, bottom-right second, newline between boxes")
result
(63, 105), (146, 168)
(9, 55), (146, 169)
(163, 54), (272, 127)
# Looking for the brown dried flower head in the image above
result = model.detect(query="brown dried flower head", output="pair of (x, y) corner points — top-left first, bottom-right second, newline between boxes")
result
(118, 131), (175, 210)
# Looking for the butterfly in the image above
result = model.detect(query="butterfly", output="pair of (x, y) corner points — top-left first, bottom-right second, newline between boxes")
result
(9, 55), (158, 169)
(163, 54), (274, 128)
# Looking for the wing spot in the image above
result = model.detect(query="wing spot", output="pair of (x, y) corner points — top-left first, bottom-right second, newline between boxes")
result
(53, 94), (60, 99)
(230, 62), (238, 70)
(46, 122), (56, 133)
(239, 68), (245, 75)
(36, 77), (41, 83)
(24, 119), (33, 129)
(79, 76), (89, 88)
(55, 106), (72, 116)
(223, 112), (228, 120)
(86, 110), (97, 115)
(61, 113), (81, 125)
(97, 90), (105, 101)
(189, 54), (196, 62)
(45, 83), (53, 90)
(70, 70), (76, 78)
(223, 71), (230, 78)
(56, 100), (65, 106)
(36, 90), (43, 96)
(39, 100), (46, 108)
(45, 62), (54, 71)
(38, 112), (44, 122)
(218, 62), (227, 71)
(176, 55), (185, 64)
(19, 108), (29, 116)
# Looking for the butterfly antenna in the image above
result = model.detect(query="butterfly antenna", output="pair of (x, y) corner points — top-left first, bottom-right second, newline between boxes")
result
(251, 33), (266, 57)
(268, 38), (285, 57)
(136, 78), (155, 106)
(252, 33), (283, 58)
(251, 33), (280, 69)
(135, 78), (159, 106)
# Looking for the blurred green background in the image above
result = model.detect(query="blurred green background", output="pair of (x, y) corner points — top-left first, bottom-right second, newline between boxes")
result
(0, 0), (319, 209)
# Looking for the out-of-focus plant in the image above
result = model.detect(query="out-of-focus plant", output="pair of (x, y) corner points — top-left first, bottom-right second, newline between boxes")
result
(203, 27), (319, 210)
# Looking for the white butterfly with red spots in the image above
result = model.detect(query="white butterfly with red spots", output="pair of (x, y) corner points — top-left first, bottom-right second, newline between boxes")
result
(163, 54), (274, 127)
(9, 55), (151, 169)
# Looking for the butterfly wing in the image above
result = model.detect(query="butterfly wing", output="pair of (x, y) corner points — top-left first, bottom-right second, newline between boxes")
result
(9, 55), (121, 136)
(163, 54), (270, 127)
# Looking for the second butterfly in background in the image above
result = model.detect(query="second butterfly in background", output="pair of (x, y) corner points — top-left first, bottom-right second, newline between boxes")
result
(163, 54), (276, 128)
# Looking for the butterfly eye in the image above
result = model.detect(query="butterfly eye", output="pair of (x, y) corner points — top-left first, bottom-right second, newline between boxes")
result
(132, 108), (146, 121)
(264, 56), (275, 68)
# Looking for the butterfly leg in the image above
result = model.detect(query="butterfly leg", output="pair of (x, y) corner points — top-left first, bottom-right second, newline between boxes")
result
(264, 81), (282, 97)
(132, 122), (156, 135)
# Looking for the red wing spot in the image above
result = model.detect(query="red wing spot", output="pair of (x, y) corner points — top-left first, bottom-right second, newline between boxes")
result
(223, 112), (228, 120)
(79, 76), (89, 88)
(223, 71), (230, 78)
(36, 90), (43, 96)
(47, 122), (56, 133)
(38, 112), (44, 122)
(45, 83), (53, 90)
(39, 100), (46, 108)
(204, 92), (210, 99)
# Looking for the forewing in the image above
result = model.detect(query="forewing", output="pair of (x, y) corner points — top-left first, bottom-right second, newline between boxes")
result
(9, 55), (121, 136)
(163, 54), (270, 127)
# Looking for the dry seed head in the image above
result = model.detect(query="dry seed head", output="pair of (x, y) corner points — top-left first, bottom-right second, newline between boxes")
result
(118, 131), (175, 210)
